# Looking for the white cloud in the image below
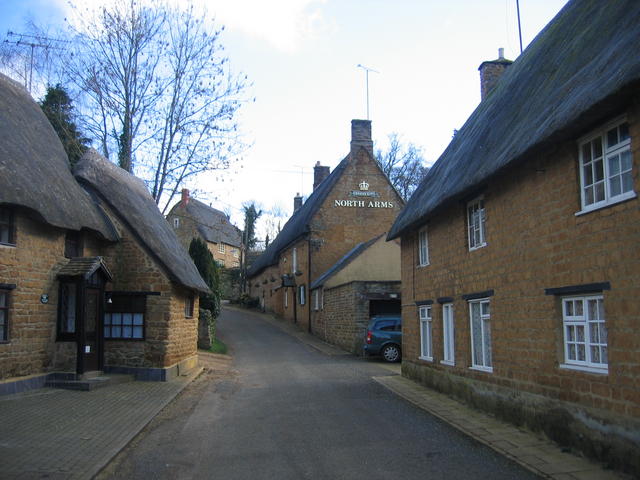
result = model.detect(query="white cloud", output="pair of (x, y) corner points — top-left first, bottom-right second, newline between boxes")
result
(212, 0), (330, 53)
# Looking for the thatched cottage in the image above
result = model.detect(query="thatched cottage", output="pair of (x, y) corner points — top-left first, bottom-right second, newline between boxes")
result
(0, 73), (208, 393)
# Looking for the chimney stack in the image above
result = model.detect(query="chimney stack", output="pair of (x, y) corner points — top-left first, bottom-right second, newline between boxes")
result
(313, 161), (330, 190)
(293, 193), (303, 212)
(181, 188), (190, 206)
(350, 119), (373, 157)
(478, 48), (513, 101)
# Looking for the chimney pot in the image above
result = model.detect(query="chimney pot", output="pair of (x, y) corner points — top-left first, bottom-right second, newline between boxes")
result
(181, 188), (190, 206)
(313, 162), (331, 190)
(478, 47), (513, 101)
(294, 193), (303, 212)
(350, 119), (373, 157)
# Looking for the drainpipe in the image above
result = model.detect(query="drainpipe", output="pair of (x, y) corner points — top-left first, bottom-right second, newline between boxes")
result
(293, 285), (297, 325)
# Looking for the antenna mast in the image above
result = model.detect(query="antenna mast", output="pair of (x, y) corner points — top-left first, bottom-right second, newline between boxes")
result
(516, 0), (523, 54)
(357, 64), (379, 120)
(5, 31), (67, 93)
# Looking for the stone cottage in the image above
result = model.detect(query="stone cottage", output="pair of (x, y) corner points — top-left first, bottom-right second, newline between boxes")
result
(0, 74), (209, 393)
(247, 120), (404, 341)
(167, 189), (242, 268)
(387, 0), (640, 475)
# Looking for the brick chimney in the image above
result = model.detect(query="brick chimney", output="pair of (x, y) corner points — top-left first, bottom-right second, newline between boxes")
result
(350, 119), (373, 157)
(181, 188), (190, 206)
(478, 48), (513, 101)
(313, 161), (330, 190)
(293, 193), (303, 212)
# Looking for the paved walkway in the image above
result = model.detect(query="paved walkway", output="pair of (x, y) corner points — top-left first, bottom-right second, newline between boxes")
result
(241, 306), (627, 480)
(0, 306), (628, 480)
(0, 368), (200, 479)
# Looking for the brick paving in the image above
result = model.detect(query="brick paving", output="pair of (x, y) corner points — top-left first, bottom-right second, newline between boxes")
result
(373, 375), (629, 480)
(0, 369), (199, 480)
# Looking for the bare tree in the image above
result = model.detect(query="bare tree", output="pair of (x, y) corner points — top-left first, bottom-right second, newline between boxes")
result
(146, 5), (249, 213)
(66, 0), (165, 172)
(375, 133), (429, 201)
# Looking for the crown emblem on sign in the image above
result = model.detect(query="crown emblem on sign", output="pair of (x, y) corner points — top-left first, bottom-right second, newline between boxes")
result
(359, 180), (369, 191)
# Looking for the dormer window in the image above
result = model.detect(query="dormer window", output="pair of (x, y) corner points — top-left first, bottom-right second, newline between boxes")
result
(578, 118), (634, 213)
(467, 197), (486, 251)
(0, 207), (15, 246)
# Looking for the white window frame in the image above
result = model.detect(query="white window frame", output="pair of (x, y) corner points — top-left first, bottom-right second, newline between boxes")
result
(218, 243), (225, 254)
(173, 217), (180, 228)
(293, 248), (298, 272)
(312, 289), (322, 311)
(577, 117), (635, 215)
(467, 196), (486, 251)
(299, 285), (306, 306)
(419, 305), (433, 361)
(284, 289), (288, 308)
(233, 248), (239, 258)
(469, 298), (492, 372)
(418, 227), (429, 266)
(560, 295), (608, 374)
(441, 303), (455, 366)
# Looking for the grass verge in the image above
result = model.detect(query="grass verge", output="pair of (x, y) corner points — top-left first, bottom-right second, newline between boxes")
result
(205, 337), (227, 355)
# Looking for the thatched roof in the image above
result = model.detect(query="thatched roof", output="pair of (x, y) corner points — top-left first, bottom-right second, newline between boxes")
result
(247, 155), (349, 277)
(310, 234), (382, 289)
(74, 150), (209, 293)
(0, 74), (116, 241)
(388, 0), (640, 239)
(182, 199), (242, 248)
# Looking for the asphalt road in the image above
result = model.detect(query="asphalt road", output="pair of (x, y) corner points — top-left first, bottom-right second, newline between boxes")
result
(99, 307), (540, 480)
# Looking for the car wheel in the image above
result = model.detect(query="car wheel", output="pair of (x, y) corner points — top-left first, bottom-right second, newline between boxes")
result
(381, 344), (401, 363)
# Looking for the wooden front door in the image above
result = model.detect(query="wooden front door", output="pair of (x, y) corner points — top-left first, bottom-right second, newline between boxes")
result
(82, 288), (102, 372)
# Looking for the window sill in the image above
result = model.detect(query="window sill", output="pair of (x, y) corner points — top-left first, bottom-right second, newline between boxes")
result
(419, 356), (433, 362)
(468, 243), (487, 252)
(469, 365), (493, 373)
(417, 263), (430, 268)
(575, 191), (636, 216)
(0, 243), (16, 248)
(440, 360), (455, 367)
(559, 363), (608, 375)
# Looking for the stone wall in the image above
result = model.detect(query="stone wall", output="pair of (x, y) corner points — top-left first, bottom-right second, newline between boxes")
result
(314, 281), (402, 354)
(400, 106), (640, 474)
(0, 214), (67, 379)
(0, 200), (200, 382)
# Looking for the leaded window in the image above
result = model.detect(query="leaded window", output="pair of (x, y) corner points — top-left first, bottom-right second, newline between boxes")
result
(0, 289), (10, 341)
(59, 282), (77, 335)
(0, 208), (15, 245)
(105, 294), (146, 339)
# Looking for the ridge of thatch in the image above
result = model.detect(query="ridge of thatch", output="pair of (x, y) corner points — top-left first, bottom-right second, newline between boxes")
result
(183, 199), (242, 248)
(74, 150), (209, 293)
(388, 0), (640, 239)
(0, 73), (117, 241)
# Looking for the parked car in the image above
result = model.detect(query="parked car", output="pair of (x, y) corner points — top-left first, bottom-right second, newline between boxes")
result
(363, 315), (402, 362)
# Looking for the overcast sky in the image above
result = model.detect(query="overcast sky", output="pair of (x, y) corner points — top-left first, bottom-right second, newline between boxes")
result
(1, 0), (569, 235)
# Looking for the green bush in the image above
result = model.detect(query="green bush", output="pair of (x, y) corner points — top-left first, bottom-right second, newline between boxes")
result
(189, 237), (221, 318)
